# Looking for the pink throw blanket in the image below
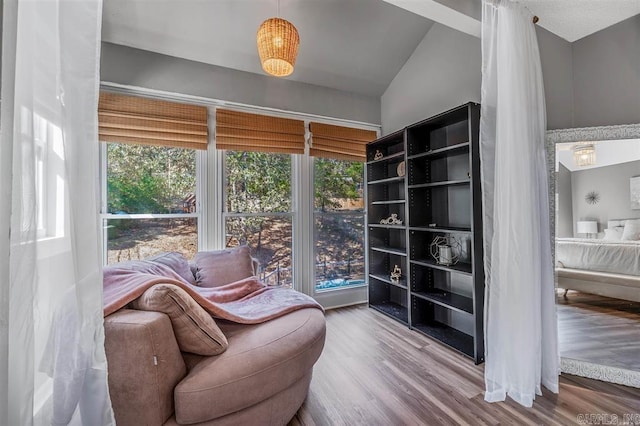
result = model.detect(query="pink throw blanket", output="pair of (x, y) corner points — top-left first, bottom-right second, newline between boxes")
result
(103, 261), (322, 324)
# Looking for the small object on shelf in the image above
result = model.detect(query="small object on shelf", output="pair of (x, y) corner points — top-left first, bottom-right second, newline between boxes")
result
(390, 265), (402, 284)
(380, 213), (403, 225)
(428, 223), (437, 228)
(429, 236), (462, 266)
(374, 149), (383, 160)
(396, 161), (406, 177)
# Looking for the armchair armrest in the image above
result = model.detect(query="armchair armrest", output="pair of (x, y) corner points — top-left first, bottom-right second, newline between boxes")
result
(104, 309), (186, 425)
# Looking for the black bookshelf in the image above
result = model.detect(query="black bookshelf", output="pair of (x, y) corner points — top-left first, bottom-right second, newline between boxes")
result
(366, 130), (408, 325)
(366, 103), (484, 364)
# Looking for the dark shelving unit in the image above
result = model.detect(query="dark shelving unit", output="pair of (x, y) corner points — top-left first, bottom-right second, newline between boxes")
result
(409, 226), (472, 234)
(366, 103), (484, 364)
(369, 273), (407, 289)
(371, 200), (405, 205)
(410, 258), (473, 275)
(368, 224), (406, 230)
(366, 130), (409, 325)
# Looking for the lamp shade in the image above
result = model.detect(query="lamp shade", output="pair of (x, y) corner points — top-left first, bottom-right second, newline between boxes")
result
(573, 144), (596, 167)
(257, 17), (300, 77)
(576, 220), (598, 234)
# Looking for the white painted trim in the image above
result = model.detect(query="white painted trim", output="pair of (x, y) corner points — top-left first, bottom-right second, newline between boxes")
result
(100, 82), (381, 132)
(102, 213), (198, 219)
(196, 149), (206, 252)
(383, 0), (481, 38)
(224, 212), (293, 218)
(292, 154), (306, 294)
(206, 109), (225, 251)
(314, 285), (368, 309)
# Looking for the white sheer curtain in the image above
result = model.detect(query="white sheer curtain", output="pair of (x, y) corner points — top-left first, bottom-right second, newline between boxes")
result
(0, 0), (114, 424)
(480, 0), (559, 408)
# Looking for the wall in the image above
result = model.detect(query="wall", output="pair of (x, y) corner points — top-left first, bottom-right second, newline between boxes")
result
(557, 163), (574, 237)
(380, 23), (574, 134)
(100, 42), (381, 125)
(381, 23), (481, 134)
(536, 26), (574, 130)
(571, 160), (640, 233)
(573, 15), (640, 128)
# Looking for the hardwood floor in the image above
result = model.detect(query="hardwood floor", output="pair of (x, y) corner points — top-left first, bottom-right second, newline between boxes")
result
(557, 291), (640, 371)
(290, 304), (640, 426)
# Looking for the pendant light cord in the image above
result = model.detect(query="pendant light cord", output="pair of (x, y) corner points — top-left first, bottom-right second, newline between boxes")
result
(277, 0), (280, 17)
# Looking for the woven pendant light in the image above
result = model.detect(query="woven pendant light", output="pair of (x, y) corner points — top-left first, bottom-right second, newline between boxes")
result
(257, 17), (300, 77)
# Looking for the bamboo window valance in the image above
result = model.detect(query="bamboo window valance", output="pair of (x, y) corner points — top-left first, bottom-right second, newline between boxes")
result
(98, 92), (209, 150)
(309, 122), (377, 162)
(215, 108), (305, 154)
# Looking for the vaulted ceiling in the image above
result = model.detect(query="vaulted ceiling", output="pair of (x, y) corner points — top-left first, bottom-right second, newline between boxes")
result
(102, 0), (434, 97)
(102, 0), (640, 97)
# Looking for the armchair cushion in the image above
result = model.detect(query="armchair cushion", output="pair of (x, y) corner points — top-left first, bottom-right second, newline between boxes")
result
(147, 251), (196, 284)
(174, 308), (326, 424)
(131, 284), (228, 356)
(193, 246), (256, 288)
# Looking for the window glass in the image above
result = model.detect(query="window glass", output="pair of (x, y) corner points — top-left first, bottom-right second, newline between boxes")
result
(224, 151), (293, 287)
(225, 216), (293, 287)
(314, 214), (365, 290)
(314, 158), (365, 291)
(225, 151), (291, 213)
(314, 158), (364, 212)
(106, 218), (197, 264)
(104, 142), (198, 264)
(107, 143), (196, 214)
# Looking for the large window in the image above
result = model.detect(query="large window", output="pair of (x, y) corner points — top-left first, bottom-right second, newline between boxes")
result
(102, 143), (199, 263)
(313, 158), (365, 291)
(98, 97), (377, 306)
(224, 151), (293, 287)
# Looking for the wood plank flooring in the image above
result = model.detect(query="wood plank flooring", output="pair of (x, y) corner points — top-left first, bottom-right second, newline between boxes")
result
(290, 304), (640, 426)
(557, 291), (640, 371)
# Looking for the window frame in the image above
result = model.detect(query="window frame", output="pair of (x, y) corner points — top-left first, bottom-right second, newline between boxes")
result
(98, 83), (379, 307)
(98, 142), (205, 265)
(311, 157), (367, 294)
(221, 150), (296, 288)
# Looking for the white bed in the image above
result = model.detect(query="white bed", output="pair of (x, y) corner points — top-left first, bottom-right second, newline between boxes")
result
(555, 219), (640, 302)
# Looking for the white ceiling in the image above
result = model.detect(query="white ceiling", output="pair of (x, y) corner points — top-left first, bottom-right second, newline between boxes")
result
(101, 0), (433, 97)
(102, 0), (640, 97)
(521, 0), (640, 43)
(387, 0), (640, 42)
